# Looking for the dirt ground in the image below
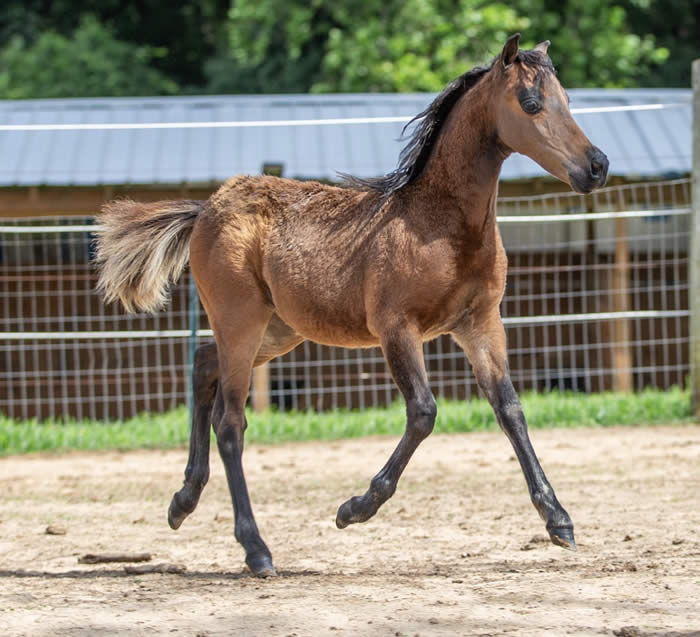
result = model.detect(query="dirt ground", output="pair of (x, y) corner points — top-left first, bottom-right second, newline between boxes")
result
(1, 425), (699, 637)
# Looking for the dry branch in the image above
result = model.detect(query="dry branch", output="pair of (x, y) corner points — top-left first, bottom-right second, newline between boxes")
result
(78, 552), (152, 564)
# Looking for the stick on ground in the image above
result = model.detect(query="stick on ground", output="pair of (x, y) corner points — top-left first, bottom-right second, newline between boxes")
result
(78, 552), (152, 564)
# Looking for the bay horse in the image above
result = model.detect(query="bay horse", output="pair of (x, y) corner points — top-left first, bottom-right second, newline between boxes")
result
(96, 34), (608, 577)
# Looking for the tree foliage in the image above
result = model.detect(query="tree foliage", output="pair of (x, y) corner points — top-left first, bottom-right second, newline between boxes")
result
(620, 0), (700, 87)
(520, 0), (670, 88)
(0, 16), (177, 98)
(0, 0), (230, 90)
(217, 0), (672, 93)
(316, 1), (531, 92)
(0, 0), (695, 98)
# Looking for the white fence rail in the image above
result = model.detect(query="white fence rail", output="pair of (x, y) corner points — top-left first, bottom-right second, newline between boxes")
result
(0, 101), (688, 133)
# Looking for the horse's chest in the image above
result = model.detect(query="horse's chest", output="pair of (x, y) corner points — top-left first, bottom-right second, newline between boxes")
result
(413, 244), (505, 336)
(415, 281), (478, 338)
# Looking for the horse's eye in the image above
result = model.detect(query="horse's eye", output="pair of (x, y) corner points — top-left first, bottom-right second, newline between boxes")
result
(521, 98), (542, 114)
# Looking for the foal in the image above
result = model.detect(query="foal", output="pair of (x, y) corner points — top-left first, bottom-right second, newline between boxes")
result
(96, 35), (608, 577)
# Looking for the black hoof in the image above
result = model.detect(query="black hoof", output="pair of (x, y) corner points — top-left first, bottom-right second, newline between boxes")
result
(167, 494), (188, 530)
(548, 526), (577, 551)
(335, 500), (352, 529)
(335, 498), (371, 529)
(337, 490), (383, 528)
(246, 552), (277, 578)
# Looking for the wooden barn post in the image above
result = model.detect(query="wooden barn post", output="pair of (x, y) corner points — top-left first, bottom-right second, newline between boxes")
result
(691, 59), (700, 419)
(253, 364), (271, 413)
(612, 208), (633, 393)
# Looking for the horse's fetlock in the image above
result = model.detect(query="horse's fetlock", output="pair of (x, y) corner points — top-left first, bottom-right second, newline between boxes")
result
(185, 463), (209, 486)
(194, 467), (209, 490)
(370, 476), (396, 501)
(234, 517), (258, 544)
(172, 488), (193, 514)
(531, 488), (556, 520)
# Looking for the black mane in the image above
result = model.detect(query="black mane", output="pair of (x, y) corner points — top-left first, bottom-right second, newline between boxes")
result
(342, 50), (554, 199)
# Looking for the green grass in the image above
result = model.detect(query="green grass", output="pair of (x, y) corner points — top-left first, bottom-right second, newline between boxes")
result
(0, 386), (693, 456)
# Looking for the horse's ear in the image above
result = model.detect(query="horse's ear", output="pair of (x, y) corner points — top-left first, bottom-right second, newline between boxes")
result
(534, 40), (551, 55)
(501, 33), (520, 68)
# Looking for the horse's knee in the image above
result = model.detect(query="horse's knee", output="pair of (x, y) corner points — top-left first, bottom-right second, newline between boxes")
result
(215, 426), (236, 457)
(214, 414), (246, 457)
(408, 394), (437, 439)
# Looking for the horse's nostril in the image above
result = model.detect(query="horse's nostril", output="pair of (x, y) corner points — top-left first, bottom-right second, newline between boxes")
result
(590, 160), (602, 178)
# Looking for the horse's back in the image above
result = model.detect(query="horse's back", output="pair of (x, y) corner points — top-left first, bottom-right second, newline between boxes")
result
(189, 175), (381, 346)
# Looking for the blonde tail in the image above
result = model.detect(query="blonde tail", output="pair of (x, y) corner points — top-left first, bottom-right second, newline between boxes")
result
(94, 199), (202, 313)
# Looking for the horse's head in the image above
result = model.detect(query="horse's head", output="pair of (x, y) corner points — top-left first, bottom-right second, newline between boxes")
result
(491, 34), (608, 194)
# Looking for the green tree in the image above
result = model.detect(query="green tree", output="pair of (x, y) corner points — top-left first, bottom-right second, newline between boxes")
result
(0, 1), (230, 91)
(316, 1), (530, 92)
(205, 0), (339, 93)
(620, 0), (700, 87)
(518, 0), (670, 88)
(208, 0), (528, 93)
(0, 0), (693, 97)
(213, 0), (673, 93)
(0, 16), (178, 98)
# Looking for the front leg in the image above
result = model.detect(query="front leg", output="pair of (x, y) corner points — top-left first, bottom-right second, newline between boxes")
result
(336, 322), (437, 528)
(452, 313), (575, 550)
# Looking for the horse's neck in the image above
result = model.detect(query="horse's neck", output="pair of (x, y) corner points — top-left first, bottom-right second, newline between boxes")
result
(415, 88), (506, 233)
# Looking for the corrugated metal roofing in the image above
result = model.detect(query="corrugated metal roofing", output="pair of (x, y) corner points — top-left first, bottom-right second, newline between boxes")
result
(0, 89), (691, 187)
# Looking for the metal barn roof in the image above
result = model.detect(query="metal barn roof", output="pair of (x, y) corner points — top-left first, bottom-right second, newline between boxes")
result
(0, 89), (691, 187)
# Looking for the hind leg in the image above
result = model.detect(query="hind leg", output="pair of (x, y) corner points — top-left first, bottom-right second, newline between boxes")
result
(168, 342), (218, 530)
(168, 316), (302, 529)
(206, 293), (277, 576)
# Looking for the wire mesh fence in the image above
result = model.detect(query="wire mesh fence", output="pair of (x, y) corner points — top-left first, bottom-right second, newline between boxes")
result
(0, 178), (691, 420)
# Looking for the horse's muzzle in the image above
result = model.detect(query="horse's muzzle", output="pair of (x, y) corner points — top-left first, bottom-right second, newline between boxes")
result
(569, 146), (609, 194)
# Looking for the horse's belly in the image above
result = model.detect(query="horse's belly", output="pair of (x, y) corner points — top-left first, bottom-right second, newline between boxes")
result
(267, 278), (378, 348)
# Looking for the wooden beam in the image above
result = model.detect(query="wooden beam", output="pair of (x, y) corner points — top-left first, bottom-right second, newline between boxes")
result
(252, 364), (271, 413)
(612, 214), (633, 393)
(0, 185), (218, 217)
(690, 59), (700, 419)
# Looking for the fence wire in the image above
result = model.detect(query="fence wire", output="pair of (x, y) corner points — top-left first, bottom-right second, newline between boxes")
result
(0, 178), (691, 420)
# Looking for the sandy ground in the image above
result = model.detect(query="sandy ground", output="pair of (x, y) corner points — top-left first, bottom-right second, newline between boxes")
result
(1, 425), (699, 637)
